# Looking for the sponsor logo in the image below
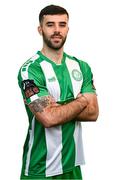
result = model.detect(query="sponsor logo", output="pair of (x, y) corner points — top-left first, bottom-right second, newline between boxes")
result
(48, 77), (56, 82)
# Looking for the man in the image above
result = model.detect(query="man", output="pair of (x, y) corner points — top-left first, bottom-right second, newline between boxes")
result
(18, 5), (99, 180)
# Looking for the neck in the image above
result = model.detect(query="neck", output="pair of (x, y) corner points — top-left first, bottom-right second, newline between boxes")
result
(41, 46), (64, 64)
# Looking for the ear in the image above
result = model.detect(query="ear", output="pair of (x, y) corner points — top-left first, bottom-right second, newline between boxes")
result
(38, 26), (42, 35)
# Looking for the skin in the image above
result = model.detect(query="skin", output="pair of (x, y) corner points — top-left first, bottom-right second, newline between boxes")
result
(38, 14), (69, 64)
(28, 14), (99, 127)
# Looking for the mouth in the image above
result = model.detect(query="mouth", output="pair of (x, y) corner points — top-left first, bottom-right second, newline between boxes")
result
(51, 38), (62, 44)
(51, 37), (62, 44)
(51, 35), (62, 39)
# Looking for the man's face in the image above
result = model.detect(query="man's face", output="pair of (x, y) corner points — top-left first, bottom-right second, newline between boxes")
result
(38, 14), (69, 50)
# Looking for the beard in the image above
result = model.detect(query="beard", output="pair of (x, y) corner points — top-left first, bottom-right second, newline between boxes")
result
(42, 31), (67, 50)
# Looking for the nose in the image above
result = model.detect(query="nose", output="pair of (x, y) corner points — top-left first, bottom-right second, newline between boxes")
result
(54, 24), (60, 32)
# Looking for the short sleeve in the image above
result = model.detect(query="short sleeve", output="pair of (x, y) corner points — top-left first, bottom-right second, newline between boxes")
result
(18, 64), (50, 104)
(79, 61), (96, 94)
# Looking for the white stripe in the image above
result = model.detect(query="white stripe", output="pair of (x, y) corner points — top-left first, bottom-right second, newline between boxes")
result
(40, 60), (63, 176)
(45, 127), (63, 176)
(65, 58), (83, 98)
(74, 122), (85, 165)
(21, 54), (39, 80)
(21, 66), (29, 80)
(25, 116), (35, 176)
(66, 58), (85, 165)
(30, 94), (39, 102)
(40, 61), (61, 102)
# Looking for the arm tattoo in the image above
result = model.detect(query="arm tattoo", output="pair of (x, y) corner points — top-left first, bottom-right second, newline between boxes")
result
(29, 96), (54, 113)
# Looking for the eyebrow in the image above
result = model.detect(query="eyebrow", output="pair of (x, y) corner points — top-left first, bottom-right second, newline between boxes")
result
(46, 22), (54, 25)
(59, 22), (67, 24)
(46, 21), (67, 25)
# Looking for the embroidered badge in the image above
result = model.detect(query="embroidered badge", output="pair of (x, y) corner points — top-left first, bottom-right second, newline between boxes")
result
(72, 69), (82, 81)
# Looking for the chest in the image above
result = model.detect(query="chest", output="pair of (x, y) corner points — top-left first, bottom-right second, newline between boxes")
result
(40, 59), (83, 101)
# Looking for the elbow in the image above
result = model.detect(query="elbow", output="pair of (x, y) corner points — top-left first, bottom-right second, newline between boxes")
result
(40, 118), (54, 128)
(44, 116), (57, 128)
(89, 114), (98, 121)
(94, 106), (99, 121)
(88, 109), (99, 122)
(36, 115), (56, 128)
(84, 114), (98, 122)
(88, 103), (99, 121)
(43, 120), (54, 128)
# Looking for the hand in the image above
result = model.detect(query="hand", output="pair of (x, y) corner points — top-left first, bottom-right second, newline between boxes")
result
(76, 93), (89, 107)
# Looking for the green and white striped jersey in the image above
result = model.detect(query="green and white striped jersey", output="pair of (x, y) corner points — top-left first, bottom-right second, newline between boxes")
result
(18, 51), (96, 179)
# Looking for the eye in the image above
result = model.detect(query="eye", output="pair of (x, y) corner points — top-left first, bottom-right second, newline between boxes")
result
(60, 24), (66, 27)
(46, 22), (54, 27)
(47, 24), (53, 27)
(59, 22), (67, 27)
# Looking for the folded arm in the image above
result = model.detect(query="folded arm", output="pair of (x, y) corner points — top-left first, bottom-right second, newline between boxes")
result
(28, 93), (99, 127)
(28, 95), (88, 127)
(76, 93), (99, 121)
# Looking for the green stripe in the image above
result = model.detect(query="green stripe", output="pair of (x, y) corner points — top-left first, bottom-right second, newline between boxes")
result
(61, 122), (76, 171)
(21, 130), (31, 177)
(28, 119), (47, 176)
(49, 55), (77, 171)
(52, 62), (74, 102)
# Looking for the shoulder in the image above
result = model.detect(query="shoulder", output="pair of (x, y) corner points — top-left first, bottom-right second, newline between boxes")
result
(65, 52), (91, 71)
(20, 53), (41, 70)
(18, 52), (42, 77)
(17, 52), (45, 86)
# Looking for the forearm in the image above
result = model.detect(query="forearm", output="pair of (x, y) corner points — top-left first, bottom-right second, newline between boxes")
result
(44, 96), (88, 126)
(29, 95), (88, 127)
(76, 94), (99, 121)
(76, 104), (99, 121)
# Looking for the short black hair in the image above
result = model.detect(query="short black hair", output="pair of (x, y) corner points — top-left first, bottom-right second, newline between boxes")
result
(39, 5), (69, 24)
